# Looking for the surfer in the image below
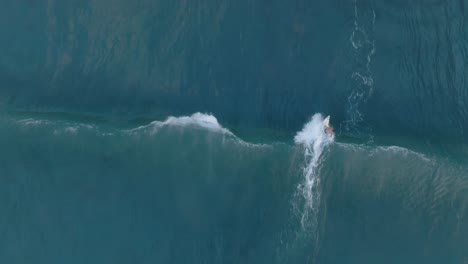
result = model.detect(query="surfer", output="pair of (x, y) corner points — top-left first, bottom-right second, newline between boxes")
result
(323, 115), (335, 136)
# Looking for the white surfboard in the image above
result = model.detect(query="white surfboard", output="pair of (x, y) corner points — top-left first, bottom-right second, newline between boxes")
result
(323, 115), (330, 128)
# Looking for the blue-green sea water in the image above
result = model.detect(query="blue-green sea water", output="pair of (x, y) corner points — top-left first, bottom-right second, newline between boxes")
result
(1, 0), (468, 263)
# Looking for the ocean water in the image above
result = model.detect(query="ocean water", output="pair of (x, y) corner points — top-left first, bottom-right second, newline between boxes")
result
(0, 0), (467, 263)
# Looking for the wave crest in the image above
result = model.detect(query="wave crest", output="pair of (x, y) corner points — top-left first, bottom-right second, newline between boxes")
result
(130, 112), (232, 135)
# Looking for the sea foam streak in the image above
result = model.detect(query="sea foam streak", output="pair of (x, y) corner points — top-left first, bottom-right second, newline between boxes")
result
(294, 113), (334, 229)
(16, 118), (97, 135)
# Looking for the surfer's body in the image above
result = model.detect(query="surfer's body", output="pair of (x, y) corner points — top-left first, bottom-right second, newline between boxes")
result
(323, 115), (335, 136)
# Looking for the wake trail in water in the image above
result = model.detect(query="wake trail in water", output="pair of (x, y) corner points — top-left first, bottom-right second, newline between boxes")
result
(293, 114), (334, 229)
(343, 0), (376, 135)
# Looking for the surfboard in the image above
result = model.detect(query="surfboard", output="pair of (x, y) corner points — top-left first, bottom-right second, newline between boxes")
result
(323, 115), (330, 128)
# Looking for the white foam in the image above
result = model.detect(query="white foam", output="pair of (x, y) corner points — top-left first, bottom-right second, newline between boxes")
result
(16, 118), (100, 136)
(132, 113), (232, 135)
(294, 114), (334, 146)
(294, 113), (334, 229)
(130, 112), (268, 148)
(53, 125), (95, 135)
(64, 127), (78, 134)
(17, 118), (49, 126)
(335, 142), (432, 163)
(370, 145), (431, 162)
(163, 112), (231, 134)
(344, 1), (376, 131)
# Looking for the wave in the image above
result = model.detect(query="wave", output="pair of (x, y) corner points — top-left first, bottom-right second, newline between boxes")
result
(2, 111), (468, 263)
(16, 117), (98, 135)
(129, 113), (273, 149)
(16, 118), (50, 126)
(13, 112), (270, 149)
(334, 142), (432, 163)
(8, 111), (461, 228)
(129, 112), (233, 136)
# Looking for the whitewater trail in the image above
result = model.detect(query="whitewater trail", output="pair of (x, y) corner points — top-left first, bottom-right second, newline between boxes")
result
(294, 114), (334, 229)
(343, 0), (376, 135)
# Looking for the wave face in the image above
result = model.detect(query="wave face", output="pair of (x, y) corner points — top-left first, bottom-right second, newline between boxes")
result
(0, 113), (467, 263)
(1, 0), (468, 263)
(1, 0), (467, 142)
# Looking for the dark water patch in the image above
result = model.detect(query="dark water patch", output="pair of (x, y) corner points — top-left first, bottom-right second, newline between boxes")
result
(2, 0), (467, 143)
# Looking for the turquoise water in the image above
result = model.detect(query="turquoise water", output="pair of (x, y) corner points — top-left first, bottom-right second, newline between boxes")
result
(1, 0), (468, 263)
